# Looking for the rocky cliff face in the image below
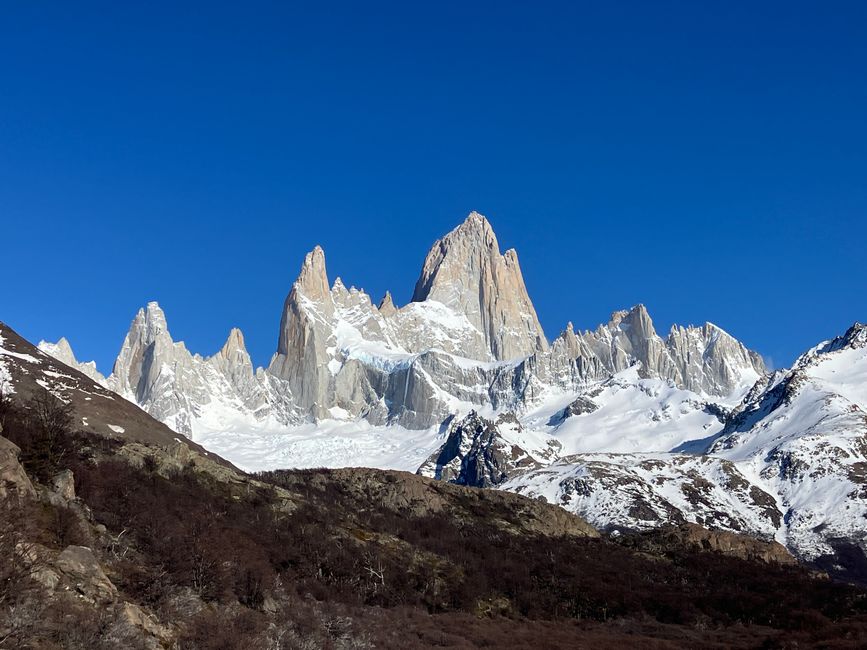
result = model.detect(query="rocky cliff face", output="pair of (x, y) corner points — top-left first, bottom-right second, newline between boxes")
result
(571, 304), (765, 395)
(101, 302), (275, 436)
(411, 211), (548, 361)
(268, 246), (339, 420)
(417, 411), (560, 488)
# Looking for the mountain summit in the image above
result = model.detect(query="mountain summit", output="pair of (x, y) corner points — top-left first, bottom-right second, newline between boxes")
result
(412, 211), (548, 360)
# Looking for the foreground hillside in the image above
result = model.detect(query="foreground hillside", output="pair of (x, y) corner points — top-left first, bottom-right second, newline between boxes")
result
(2, 322), (867, 647)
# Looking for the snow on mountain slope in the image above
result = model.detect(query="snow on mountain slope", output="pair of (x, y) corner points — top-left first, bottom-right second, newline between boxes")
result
(37, 337), (108, 386)
(522, 367), (732, 455)
(195, 419), (444, 474)
(503, 453), (782, 540)
(499, 322), (867, 576)
(706, 322), (867, 561)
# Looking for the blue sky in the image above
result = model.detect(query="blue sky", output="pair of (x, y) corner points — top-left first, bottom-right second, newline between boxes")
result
(1, 1), (864, 372)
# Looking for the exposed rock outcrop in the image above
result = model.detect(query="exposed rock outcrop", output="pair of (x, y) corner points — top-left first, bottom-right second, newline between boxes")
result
(55, 545), (118, 604)
(269, 246), (336, 419)
(575, 304), (766, 395)
(417, 411), (555, 487)
(0, 435), (36, 500)
(105, 302), (273, 435)
(624, 523), (796, 565)
(51, 469), (75, 501)
(548, 395), (599, 425)
(276, 466), (599, 539)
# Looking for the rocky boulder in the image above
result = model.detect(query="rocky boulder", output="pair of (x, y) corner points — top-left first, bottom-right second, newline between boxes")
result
(0, 435), (35, 501)
(51, 469), (75, 501)
(55, 545), (118, 604)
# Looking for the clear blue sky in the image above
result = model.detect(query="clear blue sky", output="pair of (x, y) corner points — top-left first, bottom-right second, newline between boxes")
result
(1, 1), (864, 373)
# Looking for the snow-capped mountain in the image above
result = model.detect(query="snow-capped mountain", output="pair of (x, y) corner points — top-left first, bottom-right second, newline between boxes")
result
(713, 323), (867, 563)
(40, 212), (764, 441)
(501, 322), (867, 577)
(35, 210), (866, 577)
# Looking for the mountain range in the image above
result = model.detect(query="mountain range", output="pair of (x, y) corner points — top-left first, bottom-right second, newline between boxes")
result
(26, 211), (867, 579)
(6, 316), (865, 648)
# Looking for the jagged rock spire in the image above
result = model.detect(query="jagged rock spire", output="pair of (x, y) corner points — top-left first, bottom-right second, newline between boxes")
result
(110, 301), (173, 401)
(42, 336), (75, 361)
(88, 213), (771, 439)
(411, 211), (548, 361)
(37, 337), (107, 385)
(823, 321), (867, 353)
(295, 246), (330, 302)
(378, 291), (397, 317)
(106, 302), (268, 435)
(218, 328), (249, 363)
(575, 304), (766, 395)
(269, 246), (335, 418)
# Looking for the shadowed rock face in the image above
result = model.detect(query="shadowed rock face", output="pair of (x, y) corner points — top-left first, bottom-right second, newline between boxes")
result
(417, 411), (552, 488)
(548, 395), (599, 425)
